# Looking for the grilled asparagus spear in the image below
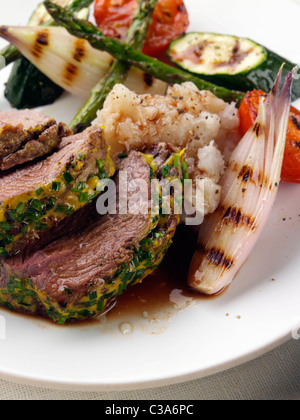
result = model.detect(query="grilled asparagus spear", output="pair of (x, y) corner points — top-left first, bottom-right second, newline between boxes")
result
(0, 26), (167, 101)
(44, 0), (245, 105)
(70, 0), (159, 133)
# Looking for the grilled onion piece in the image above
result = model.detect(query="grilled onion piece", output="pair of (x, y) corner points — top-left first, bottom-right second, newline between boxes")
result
(188, 68), (294, 295)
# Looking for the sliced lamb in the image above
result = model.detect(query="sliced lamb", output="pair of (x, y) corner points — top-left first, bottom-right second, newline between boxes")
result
(0, 109), (71, 170)
(0, 126), (115, 257)
(0, 149), (181, 323)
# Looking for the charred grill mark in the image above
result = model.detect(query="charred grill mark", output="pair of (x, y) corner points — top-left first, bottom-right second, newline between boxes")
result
(194, 40), (210, 59)
(291, 115), (300, 130)
(223, 206), (241, 225)
(253, 122), (263, 137)
(143, 73), (154, 87)
(31, 44), (42, 59)
(36, 32), (49, 46)
(63, 63), (78, 85)
(66, 64), (77, 76)
(215, 39), (253, 69)
(73, 39), (86, 63)
(222, 206), (255, 229)
(230, 162), (262, 185)
(238, 165), (253, 182)
(31, 31), (49, 59)
(199, 246), (233, 270)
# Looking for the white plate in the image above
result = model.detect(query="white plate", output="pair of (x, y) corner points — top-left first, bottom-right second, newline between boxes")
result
(0, 0), (299, 391)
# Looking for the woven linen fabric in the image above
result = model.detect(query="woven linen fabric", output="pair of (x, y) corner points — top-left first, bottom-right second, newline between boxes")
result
(0, 340), (298, 400)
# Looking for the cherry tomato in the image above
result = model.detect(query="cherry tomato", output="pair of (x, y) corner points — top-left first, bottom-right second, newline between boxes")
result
(239, 89), (300, 183)
(238, 90), (267, 137)
(94, 0), (190, 57)
(282, 106), (300, 183)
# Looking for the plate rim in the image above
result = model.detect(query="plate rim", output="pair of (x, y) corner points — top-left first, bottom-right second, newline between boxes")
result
(0, 333), (291, 391)
(0, 0), (299, 392)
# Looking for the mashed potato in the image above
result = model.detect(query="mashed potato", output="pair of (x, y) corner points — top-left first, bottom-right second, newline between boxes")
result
(95, 82), (240, 217)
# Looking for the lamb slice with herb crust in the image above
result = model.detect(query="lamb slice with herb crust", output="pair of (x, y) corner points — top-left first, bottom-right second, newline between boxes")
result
(0, 148), (183, 323)
(0, 109), (71, 170)
(0, 126), (115, 257)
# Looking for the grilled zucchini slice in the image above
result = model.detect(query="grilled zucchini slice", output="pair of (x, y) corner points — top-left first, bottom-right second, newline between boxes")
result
(168, 33), (300, 101)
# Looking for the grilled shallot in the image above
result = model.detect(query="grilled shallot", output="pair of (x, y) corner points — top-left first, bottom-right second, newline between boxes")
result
(188, 68), (294, 295)
(0, 26), (166, 99)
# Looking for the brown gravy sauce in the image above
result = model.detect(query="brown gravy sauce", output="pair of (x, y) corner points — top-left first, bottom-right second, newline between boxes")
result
(109, 226), (200, 319)
(79, 225), (222, 334)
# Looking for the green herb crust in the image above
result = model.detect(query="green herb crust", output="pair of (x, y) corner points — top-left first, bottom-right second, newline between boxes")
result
(0, 137), (115, 257)
(0, 151), (183, 324)
(0, 215), (177, 323)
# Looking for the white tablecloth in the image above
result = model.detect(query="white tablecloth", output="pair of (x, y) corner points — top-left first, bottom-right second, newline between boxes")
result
(0, 340), (298, 400)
